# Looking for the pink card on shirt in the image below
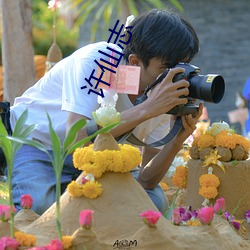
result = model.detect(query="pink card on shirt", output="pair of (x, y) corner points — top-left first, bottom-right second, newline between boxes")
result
(96, 62), (140, 95)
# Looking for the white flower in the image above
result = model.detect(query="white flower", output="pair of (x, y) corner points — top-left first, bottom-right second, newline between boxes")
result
(93, 107), (120, 127)
(206, 121), (232, 136)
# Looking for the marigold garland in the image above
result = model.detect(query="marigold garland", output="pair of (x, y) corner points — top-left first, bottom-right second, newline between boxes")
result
(197, 134), (215, 149)
(69, 141), (142, 199)
(215, 131), (237, 149)
(14, 231), (36, 247)
(199, 174), (220, 188)
(172, 166), (188, 189)
(199, 168), (220, 202)
(194, 129), (250, 151)
(199, 186), (218, 200)
(73, 144), (141, 177)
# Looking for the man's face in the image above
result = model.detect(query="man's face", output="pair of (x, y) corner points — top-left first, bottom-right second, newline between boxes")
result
(139, 57), (167, 92)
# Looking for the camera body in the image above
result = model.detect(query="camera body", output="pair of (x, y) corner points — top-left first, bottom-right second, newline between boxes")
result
(135, 63), (225, 116)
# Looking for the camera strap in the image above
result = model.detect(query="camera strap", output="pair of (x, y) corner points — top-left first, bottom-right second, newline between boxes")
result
(116, 116), (183, 147)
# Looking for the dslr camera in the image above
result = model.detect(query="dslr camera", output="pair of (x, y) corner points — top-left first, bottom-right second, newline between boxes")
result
(135, 63), (225, 116)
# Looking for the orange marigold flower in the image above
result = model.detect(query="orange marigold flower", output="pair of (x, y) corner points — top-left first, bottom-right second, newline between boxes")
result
(199, 174), (220, 188)
(62, 236), (73, 249)
(172, 166), (188, 188)
(215, 131), (237, 149)
(160, 182), (168, 191)
(233, 134), (250, 151)
(197, 134), (215, 149)
(192, 137), (199, 147)
(14, 231), (36, 247)
(199, 186), (218, 199)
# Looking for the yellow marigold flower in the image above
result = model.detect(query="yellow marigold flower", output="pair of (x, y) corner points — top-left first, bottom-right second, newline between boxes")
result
(82, 180), (102, 199)
(160, 182), (168, 191)
(73, 144), (142, 176)
(197, 134), (215, 149)
(82, 163), (105, 179)
(14, 231), (36, 247)
(172, 166), (188, 188)
(199, 174), (220, 188)
(199, 186), (218, 199)
(67, 181), (84, 197)
(215, 131), (237, 149)
(119, 144), (142, 172)
(62, 235), (73, 249)
(185, 219), (201, 226)
(94, 151), (110, 170)
(73, 146), (94, 168)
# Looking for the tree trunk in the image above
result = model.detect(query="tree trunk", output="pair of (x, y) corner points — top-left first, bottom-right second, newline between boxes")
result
(1, 0), (35, 104)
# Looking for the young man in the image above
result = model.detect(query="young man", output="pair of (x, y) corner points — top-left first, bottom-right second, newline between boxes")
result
(8, 9), (202, 215)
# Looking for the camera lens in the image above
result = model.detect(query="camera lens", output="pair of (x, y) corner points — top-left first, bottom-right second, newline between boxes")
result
(189, 74), (225, 103)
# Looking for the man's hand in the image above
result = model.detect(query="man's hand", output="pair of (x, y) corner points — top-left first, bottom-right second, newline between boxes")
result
(171, 102), (204, 145)
(141, 67), (190, 119)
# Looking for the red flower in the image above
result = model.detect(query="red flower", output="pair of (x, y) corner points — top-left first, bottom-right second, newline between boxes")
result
(20, 194), (33, 209)
(197, 207), (214, 225)
(79, 210), (94, 229)
(139, 210), (162, 227)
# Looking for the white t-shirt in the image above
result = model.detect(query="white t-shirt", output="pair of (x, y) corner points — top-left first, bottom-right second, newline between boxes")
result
(10, 41), (171, 149)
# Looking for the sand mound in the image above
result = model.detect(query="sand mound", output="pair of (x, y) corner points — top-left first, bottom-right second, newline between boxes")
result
(11, 171), (250, 250)
(186, 159), (250, 219)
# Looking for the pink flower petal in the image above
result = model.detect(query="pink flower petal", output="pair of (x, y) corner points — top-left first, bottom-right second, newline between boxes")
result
(140, 210), (162, 226)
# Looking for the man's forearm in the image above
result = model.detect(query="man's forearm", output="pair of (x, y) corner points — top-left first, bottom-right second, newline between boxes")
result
(138, 139), (183, 189)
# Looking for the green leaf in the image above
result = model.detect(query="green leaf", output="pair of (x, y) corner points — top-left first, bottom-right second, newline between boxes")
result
(230, 196), (245, 219)
(6, 136), (52, 161)
(12, 109), (28, 137)
(144, 0), (165, 9)
(165, 188), (180, 219)
(63, 118), (86, 151)
(67, 121), (120, 154)
(169, 0), (184, 12)
(126, 0), (139, 16)
(0, 119), (12, 163)
(11, 124), (38, 154)
(47, 114), (62, 174)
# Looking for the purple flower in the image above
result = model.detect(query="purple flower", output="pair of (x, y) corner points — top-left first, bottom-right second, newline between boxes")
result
(224, 211), (234, 221)
(192, 210), (198, 218)
(245, 210), (250, 223)
(231, 220), (241, 230)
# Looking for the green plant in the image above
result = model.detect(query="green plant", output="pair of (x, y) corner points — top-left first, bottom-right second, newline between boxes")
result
(8, 113), (120, 240)
(32, 1), (78, 57)
(0, 181), (9, 205)
(0, 109), (38, 238)
(69, 0), (184, 42)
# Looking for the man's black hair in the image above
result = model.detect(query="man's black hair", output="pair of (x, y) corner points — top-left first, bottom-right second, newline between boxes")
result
(123, 9), (199, 68)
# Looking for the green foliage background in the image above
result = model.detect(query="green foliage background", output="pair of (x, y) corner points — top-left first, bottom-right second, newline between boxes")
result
(32, 1), (79, 58)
